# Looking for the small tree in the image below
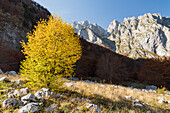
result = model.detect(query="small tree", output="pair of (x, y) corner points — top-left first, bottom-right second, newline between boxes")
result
(20, 15), (82, 90)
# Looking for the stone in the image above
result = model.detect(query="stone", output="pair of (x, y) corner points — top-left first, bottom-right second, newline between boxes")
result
(147, 111), (152, 113)
(21, 93), (37, 105)
(84, 80), (95, 83)
(5, 71), (17, 76)
(64, 82), (76, 87)
(133, 99), (142, 104)
(0, 69), (4, 74)
(67, 77), (79, 81)
(3, 98), (22, 109)
(81, 98), (92, 103)
(158, 97), (164, 103)
(86, 103), (101, 113)
(14, 79), (24, 86)
(146, 85), (157, 90)
(35, 88), (60, 100)
(20, 87), (30, 95)
(0, 77), (10, 82)
(125, 96), (134, 100)
(18, 102), (39, 113)
(134, 103), (144, 107)
(8, 90), (20, 98)
(45, 103), (58, 112)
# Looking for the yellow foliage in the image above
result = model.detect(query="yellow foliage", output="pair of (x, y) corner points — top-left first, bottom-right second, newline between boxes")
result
(20, 15), (82, 90)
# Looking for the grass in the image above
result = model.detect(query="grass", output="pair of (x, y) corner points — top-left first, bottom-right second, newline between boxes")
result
(0, 74), (169, 113)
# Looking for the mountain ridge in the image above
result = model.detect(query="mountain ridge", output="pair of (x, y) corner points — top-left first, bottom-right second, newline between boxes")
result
(72, 13), (170, 58)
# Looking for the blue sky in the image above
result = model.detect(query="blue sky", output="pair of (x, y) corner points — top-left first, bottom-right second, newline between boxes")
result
(34, 0), (170, 29)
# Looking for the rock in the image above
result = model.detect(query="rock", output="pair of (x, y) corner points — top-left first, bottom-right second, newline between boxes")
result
(14, 79), (24, 86)
(134, 103), (144, 107)
(3, 98), (22, 109)
(133, 99), (142, 104)
(67, 77), (79, 81)
(0, 77), (10, 82)
(0, 69), (4, 74)
(84, 80), (95, 83)
(86, 103), (101, 113)
(147, 111), (152, 113)
(5, 71), (17, 76)
(125, 96), (134, 100)
(35, 88), (51, 98)
(18, 102), (39, 113)
(35, 88), (60, 100)
(157, 97), (164, 103)
(8, 90), (20, 98)
(20, 87), (30, 95)
(82, 98), (92, 103)
(21, 93), (37, 105)
(146, 85), (157, 90)
(45, 103), (58, 112)
(64, 82), (76, 87)
(112, 85), (118, 88)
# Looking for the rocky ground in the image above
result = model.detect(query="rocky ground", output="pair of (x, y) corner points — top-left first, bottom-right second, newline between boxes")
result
(0, 70), (170, 113)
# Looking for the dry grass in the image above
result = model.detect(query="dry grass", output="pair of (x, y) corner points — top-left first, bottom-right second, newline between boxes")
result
(0, 75), (170, 113)
(62, 78), (170, 112)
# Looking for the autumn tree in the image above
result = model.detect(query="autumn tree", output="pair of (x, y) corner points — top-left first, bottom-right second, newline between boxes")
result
(20, 15), (82, 90)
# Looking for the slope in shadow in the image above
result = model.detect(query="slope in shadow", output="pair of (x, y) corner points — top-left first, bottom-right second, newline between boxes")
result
(75, 38), (170, 89)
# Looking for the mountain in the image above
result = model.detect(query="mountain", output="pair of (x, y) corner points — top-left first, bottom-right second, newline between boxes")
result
(71, 21), (116, 51)
(72, 13), (170, 58)
(0, 0), (51, 71)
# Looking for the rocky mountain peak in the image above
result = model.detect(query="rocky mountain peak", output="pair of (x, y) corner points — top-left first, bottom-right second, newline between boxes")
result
(73, 13), (170, 59)
(71, 20), (116, 51)
(107, 13), (170, 58)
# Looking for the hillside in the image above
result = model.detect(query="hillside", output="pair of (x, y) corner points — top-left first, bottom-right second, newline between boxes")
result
(76, 38), (170, 89)
(0, 0), (51, 72)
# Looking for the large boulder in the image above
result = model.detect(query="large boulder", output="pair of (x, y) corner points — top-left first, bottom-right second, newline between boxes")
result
(5, 71), (17, 76)
(35, 88), (60, 100)
(3, 98), (22, 109)
(18, 102), (39, 113)
(21, 94), (37, 105)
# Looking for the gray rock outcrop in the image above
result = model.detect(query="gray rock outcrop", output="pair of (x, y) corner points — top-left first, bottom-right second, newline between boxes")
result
(72, 13), (170, 58)
(18, 102), (39, 113)
(71, 21), (116, 51)
(3, 98), (22, 109)
(107, 13), (170, 58)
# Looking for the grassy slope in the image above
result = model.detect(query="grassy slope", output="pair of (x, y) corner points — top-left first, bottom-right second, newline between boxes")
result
(0, 74), (169, 113)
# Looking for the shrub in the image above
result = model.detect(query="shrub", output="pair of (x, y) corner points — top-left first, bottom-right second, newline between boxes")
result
(20, 15), (82, 90)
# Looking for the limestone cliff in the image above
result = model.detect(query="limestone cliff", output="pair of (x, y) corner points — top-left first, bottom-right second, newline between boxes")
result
(108, 13), (170, 58)
(72, 13), (170, 58)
